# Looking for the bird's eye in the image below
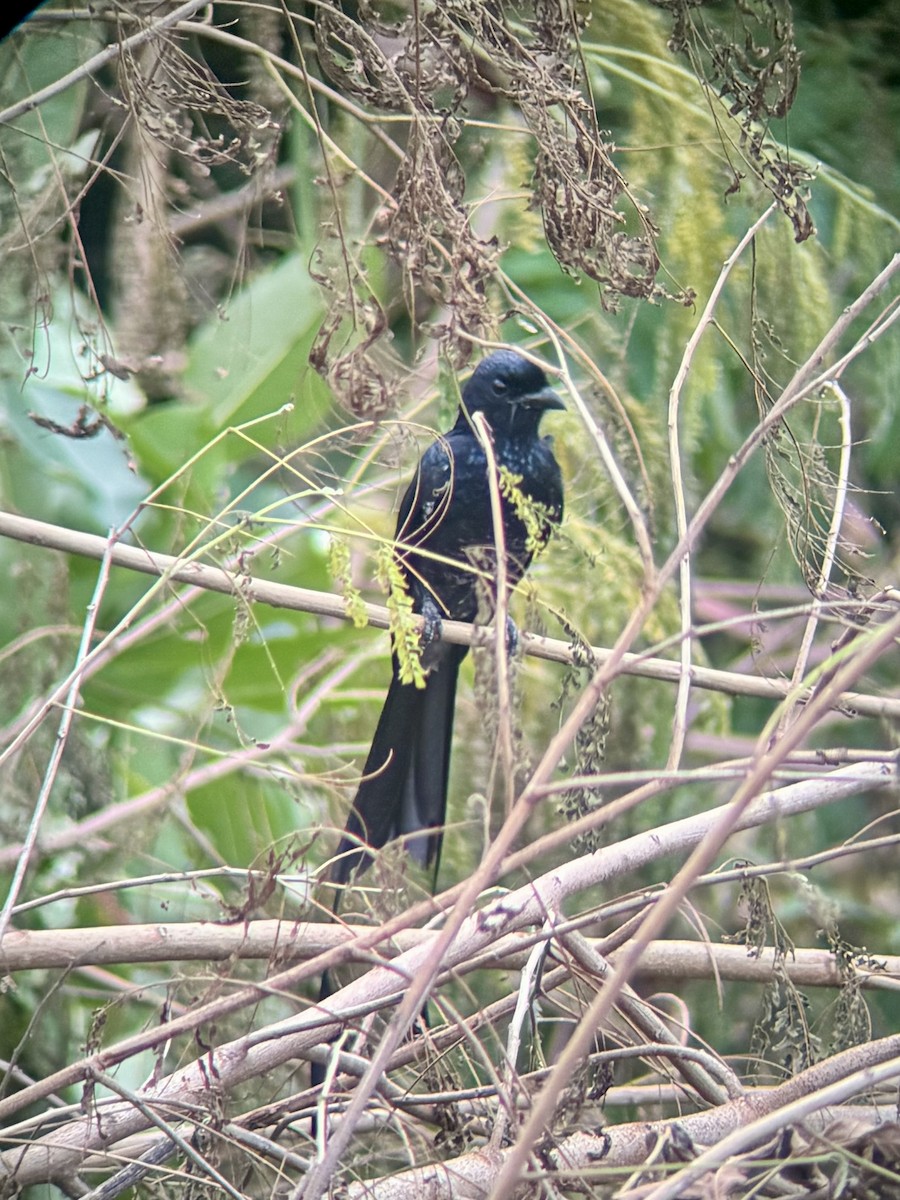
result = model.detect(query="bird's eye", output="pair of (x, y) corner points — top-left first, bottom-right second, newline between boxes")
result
(492, 377), (508, 395)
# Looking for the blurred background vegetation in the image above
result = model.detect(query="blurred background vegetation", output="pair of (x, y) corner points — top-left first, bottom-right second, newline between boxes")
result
(0, 0), (897, 1192)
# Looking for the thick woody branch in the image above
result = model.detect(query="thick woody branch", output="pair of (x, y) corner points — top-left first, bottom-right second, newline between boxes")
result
(0, 759), (894, 1186)
(3, 921), (898, 988)
(336, 1036), (900, 1200)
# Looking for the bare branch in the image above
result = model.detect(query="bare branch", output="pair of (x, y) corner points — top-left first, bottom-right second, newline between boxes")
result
(342, 1038), (900, 1200)
(0, 0), (213, 125)
(1, 509), (895, 726)
(1, 759), (893, 1186)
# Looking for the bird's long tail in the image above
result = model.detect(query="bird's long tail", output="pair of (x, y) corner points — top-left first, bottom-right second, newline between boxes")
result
(313, 644), (465, 1104)
(332, 641), (466, 885)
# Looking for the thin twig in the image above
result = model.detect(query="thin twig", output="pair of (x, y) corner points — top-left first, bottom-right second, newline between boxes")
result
(472, 410), (516, 821)
(0, 0), (212, 125)
(491, 917), (556, 1149)
(87, 1070), (246, 1200)
(558, 929), (742, 1105)
(0, 530), (116, 943)
(776, 380), (854, 738)
(535, 320), (657, 576)
(0, 648), (364, 873)
(666, 204), (778, 770)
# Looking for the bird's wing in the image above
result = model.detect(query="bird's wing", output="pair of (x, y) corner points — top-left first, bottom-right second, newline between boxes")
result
(395, 434), (457, 549)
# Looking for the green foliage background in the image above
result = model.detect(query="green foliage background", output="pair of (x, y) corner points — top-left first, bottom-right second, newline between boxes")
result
(0, 0), (897, 1191)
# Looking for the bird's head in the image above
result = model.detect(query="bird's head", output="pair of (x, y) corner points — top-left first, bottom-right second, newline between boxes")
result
(460, 350), (564, 431)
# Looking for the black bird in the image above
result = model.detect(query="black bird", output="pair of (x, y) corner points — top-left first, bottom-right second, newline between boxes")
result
(332, 349), (564, 885)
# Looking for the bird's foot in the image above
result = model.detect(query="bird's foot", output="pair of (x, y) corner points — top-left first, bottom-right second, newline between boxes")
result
(419, 594), (445, 670)
(505, 615), (519, 658)
(420, 594), (444, 647)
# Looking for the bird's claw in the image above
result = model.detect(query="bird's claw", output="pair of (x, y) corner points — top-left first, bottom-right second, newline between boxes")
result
(419, 594), (445, 670)
(420, 594), (444, 647)
(505, 615), (519, 658)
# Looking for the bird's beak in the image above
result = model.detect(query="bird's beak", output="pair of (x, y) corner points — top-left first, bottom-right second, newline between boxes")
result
(519, 385), (565, 411)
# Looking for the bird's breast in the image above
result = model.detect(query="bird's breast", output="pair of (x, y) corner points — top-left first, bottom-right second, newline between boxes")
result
(401, 435), (561, 620)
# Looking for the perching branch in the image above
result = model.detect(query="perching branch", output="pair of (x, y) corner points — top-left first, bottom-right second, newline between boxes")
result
(1, 509), (896, 721)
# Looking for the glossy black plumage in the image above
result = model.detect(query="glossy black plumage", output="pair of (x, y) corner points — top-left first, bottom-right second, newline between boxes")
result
(332, 350), (564, 885)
